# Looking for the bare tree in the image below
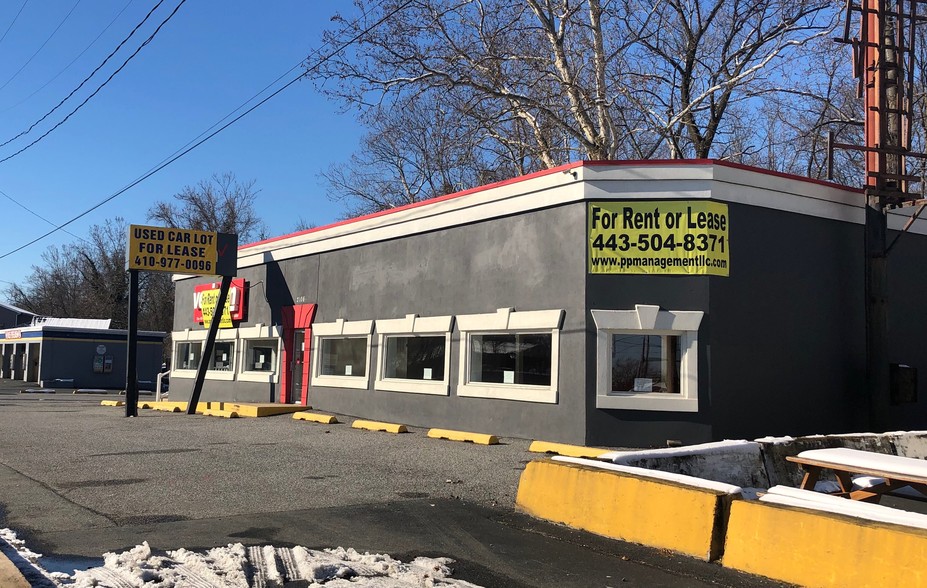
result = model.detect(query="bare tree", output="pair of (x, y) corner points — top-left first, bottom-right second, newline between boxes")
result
(7, 246), (84, 320)
(906, 24), (927, 189)
(745, 37), (864, 185)
(7, 218), (171, 333)
(316, 0), (839, 212)
(615, 0), (838, 158)
(147, 172), (268, 243)
(321, 91), (503, 215)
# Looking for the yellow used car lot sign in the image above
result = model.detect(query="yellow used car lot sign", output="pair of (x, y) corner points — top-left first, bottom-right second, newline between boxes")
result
(127, 224), (237, 276)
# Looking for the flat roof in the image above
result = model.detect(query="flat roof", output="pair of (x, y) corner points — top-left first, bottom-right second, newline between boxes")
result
(0, 301), (37, 316)
(0, 325), (165, 341)
(177, 159), (922, 280)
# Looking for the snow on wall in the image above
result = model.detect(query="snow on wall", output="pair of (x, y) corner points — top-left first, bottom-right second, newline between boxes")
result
(761, 486), (927, 531)
(887, 431), (927, 459)
(552, 456), (743, 495)
(589, 432), (927, 491)
(599, 440), (768, 489)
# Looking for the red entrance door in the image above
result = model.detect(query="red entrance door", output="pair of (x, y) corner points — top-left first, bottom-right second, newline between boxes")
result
(280, 304), (316, 404)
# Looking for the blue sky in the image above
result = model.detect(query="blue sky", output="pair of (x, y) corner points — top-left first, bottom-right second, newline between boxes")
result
(0, 0), (366, 288)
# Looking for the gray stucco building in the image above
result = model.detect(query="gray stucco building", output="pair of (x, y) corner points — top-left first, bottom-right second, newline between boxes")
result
(167, 161), (927, 446)
(0, 318), (165, 389)
(0, 301), (36, 331)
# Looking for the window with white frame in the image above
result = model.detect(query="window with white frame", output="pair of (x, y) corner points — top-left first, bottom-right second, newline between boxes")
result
(457, 308), (563, 403)
(375, 314), (453, 395)
(592, 305), (703, 412)
(311, 318), (373, 389)
(172, 329), (237, 380)
(321, 338), (367, 376)
(175, 341), (201, 370)
(611, 334), (680, 394)
(245, 339), (277, 372)
(237, 324), (282, 383)
(208, 341), (235, 371)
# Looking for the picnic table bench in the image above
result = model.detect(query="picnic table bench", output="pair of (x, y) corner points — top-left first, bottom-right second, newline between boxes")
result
(786, 447), (927, 503)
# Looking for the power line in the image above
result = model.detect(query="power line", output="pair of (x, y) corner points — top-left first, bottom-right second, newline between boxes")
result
(0, 0), (185, 165)
(139, 62), (303, 180)
(0, 0), (30, 47)
(0, 0), (413, 262)
(0, 0), (135, 115)
(0, 187), (85, 242)
(0, 0), (83, 93)
(134, 0), (399, 184)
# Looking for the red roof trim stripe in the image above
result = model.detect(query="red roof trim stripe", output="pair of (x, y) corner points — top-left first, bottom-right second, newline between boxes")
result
(241, 161), (580, 250)
(240, 159), (859, 250)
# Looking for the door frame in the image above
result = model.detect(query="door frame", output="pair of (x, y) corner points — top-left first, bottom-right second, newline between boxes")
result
(280, 304), (316, 404)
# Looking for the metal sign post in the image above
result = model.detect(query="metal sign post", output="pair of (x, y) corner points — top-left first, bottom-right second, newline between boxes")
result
(125, 269), (140, 417)
(187, 274), (233, 414)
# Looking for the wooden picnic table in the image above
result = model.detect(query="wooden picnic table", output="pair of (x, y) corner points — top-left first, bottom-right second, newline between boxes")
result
(786, 447), (927, 503)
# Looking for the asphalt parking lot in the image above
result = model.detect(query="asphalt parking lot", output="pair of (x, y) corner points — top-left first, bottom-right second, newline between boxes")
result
(0, 380), (788, 587)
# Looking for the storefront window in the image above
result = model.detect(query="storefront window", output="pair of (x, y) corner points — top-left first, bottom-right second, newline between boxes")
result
(208, 341), (235, 371)
(245, 339), (277, 373)
(384, 335), (445, 381)
(176, 342), (201, 370)
(611, 334), (680, 394)
(592, 306), (703, 412)
(320, 337), (367, 377)
(456, 308), (563, 404)
(468, 333), (552, 386)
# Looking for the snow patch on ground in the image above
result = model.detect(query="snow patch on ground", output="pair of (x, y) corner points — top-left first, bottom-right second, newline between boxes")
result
(0, 528), (71, 587)
(0, 529), (483, 587)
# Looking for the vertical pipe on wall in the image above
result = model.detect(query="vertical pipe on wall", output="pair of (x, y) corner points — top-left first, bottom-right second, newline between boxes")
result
(865, 190), (889, 431)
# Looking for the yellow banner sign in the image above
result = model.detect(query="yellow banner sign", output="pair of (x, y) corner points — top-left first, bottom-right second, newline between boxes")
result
(128, 225), (232, 275)
(588, 201), (730, 276)
(198, 288), (234, 328)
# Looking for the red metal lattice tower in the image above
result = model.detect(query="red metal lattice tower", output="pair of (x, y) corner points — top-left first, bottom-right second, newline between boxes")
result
(856, 0), (922, 200)
(834, 0), (927, 429)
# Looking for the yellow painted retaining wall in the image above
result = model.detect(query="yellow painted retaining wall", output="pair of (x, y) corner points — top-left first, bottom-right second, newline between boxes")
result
(515, 459), (734, 561)
(0, 550), (29, 588)
(723, 500), (927, 587)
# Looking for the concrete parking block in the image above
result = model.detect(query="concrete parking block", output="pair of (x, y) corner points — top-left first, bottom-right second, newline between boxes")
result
(221, 403), (308, 417)
(352, 419), (408, 434)
(529, 440), (610, 458)
(428, 428), (498, 445)
(201, 408), (239, 418)
(293, 411), (339, 424)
